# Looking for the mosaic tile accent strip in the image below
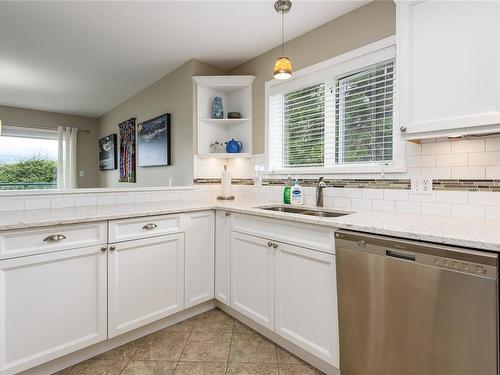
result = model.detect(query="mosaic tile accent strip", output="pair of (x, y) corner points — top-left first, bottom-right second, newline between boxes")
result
(193, 178), (500, 192)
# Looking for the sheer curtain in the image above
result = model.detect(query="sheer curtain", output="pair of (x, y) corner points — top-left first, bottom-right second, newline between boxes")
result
(57, 126), (78, 189)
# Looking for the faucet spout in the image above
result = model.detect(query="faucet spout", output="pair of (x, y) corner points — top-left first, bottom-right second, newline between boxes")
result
(316, 177), (326, 207)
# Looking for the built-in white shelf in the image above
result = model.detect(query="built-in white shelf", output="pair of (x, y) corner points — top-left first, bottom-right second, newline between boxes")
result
(197, 152), (253, 159)
(193, 75), (255, 158)
(200, 118), (251, 125)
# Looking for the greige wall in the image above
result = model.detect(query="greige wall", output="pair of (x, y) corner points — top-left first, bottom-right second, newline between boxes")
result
(0, 105), (99, 188)
(229, 1), (395, 154)
(98, 59), (224, 188)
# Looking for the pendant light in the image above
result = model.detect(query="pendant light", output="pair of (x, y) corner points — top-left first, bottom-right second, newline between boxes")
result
(273, 0), (292, 80)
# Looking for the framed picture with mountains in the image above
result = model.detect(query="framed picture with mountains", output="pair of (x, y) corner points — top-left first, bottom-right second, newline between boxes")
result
(137, 113), (171, 167)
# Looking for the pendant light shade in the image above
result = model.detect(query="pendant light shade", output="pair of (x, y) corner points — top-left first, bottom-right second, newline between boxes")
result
(273, 0), (292, 80)
(274, 56), (292, 80)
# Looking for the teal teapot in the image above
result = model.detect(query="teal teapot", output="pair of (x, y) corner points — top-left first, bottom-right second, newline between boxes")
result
(225, 138), (243, 153)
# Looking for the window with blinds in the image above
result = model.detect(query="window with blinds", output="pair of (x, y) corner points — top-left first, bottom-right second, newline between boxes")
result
(268, 56), (395, 171)
(335, 60), (394, 164)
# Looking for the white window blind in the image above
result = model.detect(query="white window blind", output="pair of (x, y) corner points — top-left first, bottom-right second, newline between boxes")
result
(268, 56), (395, 171)
(335, 59), (394, 164)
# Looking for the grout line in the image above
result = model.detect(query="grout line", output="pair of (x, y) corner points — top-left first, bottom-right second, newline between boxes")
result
(173, 318), (195, 373)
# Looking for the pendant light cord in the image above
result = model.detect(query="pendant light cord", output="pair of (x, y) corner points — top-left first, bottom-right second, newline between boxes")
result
(281, 8), (284, 56)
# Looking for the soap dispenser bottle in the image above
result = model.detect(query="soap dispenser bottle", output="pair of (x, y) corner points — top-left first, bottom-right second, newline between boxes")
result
(291, 179), (304, 205)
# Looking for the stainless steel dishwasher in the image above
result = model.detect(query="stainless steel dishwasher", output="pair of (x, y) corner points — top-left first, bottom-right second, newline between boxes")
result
(335, 230), (499, 375)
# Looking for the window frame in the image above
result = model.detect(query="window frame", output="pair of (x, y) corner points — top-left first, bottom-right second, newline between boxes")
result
(265, 36), (405, 175)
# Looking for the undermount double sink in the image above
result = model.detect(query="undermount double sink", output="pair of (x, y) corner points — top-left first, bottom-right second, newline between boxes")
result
(258, 205), (351, 218)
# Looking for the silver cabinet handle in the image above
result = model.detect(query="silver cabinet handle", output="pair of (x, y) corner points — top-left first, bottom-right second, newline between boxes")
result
(101, 246), (107, 252)
(142, 223), (158, 230)
(267, 242), (273, 247)
(400, 126), (407, 132)
(272, 243), (278, 249)
(43, 234), (66, 242)
(109, 246), (116, 251)
(225, 212), (230, 217)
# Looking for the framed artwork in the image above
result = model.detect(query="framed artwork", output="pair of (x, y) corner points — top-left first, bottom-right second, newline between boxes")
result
(118, 117), (136, 183)
(137, 113), (171, 167)
(98, 134), (117, 171)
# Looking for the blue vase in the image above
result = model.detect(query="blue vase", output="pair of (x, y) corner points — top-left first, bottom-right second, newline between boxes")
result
(212, 97), (223, 119)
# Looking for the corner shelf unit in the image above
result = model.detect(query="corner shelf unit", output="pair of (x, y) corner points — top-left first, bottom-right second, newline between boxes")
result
(193, 75), (255, 159)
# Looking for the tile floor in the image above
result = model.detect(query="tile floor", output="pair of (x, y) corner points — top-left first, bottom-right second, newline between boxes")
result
(53, 308), (324, 375)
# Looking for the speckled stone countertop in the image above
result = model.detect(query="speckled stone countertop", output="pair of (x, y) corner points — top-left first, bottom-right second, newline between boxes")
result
(1, 199), (500, 252)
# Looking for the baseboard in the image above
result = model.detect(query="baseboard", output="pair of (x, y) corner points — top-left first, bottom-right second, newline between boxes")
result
(216, 301), (340, 375)
(18, 301), (216, 375)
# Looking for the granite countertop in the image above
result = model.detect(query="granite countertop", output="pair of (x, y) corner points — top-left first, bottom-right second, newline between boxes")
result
(1, 199), (500, 252)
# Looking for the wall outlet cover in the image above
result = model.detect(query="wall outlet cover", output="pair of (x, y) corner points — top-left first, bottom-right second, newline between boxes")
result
(411, 176), (433, 195)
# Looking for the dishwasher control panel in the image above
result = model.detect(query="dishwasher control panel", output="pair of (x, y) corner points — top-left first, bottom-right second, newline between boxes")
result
(433, 257), (489, 276)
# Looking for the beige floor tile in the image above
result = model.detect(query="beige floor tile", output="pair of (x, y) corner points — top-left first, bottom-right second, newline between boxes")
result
(180, 333), (232, 362)
(67, 359), (126, 375)
(229, 332), (277, 364)
(133, 331), (190, 361)
(52, 366), (73, 375)
(120, 360), (177, 375)
(233, 320), (255, 334)
(276, 347), (305, 365)
(174, 361), (227, 374)
(94, 339), (142, 361)
(226, 363), (279, 375)
(164, 318), (195, 333)
(278, 363), (325, 375)
(191, 308), (234, 333)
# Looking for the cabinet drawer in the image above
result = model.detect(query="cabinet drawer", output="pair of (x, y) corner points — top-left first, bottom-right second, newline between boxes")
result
(231, 213), (335, 254)
(108, 214), (184, 243)
(0, 222), (107, 260)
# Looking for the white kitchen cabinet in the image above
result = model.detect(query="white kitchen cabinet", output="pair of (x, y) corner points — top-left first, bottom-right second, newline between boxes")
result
(215, 210), (231, 305)
(230, 231), (275, 330)
(275, 241), (339, 367)
(108, 234), (184, 338)
(184, 211), (214, 308)
(0, 246), (107, 375)
(397, 1), (500, 139)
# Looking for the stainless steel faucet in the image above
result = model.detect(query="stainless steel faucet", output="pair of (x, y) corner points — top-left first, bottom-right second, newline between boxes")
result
(316, 177), (326, 207)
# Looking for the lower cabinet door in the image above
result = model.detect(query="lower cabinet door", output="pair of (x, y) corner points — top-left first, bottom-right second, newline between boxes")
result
(0, 246), (107, 375)
(108, 233), (184, 338)
(230, 232), (274, 330)
(275, 242), (339, 367)
(185, 211), (215, 308)
(215, 211), (231, 305)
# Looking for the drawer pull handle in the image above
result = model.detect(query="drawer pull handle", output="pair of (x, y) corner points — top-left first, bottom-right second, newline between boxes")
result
(225, 212), (230, 217)
(142, 223), (158, 230)
(101, 246), (107, 252)
(43, 234), (66, 242)
(272, 243), (278, 249)
(109, 246), (116, 251)
(267, 241), (273, 247)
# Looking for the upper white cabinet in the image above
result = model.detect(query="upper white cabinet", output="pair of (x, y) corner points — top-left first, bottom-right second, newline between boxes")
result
(107, 234), (184, 338)
(397, 1), (500, 139)
(184, 211), (215, 308)
(193, 75), (255, 158)
(215, 210), (231, 306)
(0, 246), (107, 375)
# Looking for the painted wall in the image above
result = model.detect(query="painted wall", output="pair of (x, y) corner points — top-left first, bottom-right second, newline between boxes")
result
(0, 105), (99, 188)
(229, 1), (396, 154)
(98, 59), (224, 188)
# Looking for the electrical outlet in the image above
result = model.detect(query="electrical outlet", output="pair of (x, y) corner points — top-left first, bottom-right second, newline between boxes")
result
(79, 170), (85, 177)
(411, 176), (433, 195)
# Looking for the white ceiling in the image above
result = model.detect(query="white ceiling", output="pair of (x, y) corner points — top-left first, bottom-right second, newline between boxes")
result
(0, 1), (368, 118)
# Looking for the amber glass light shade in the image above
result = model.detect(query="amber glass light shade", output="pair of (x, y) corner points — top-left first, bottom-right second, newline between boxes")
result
(273, 56), (292, 80)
